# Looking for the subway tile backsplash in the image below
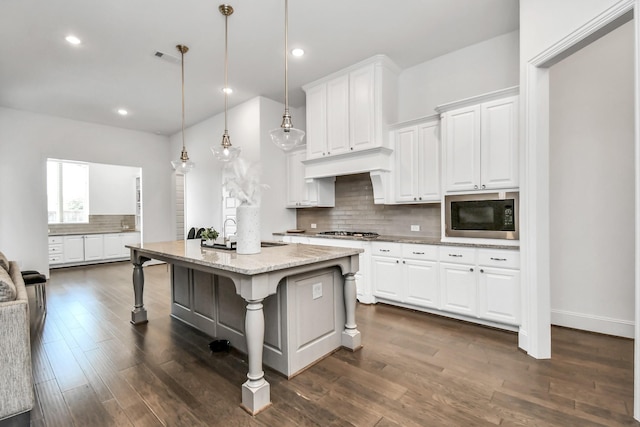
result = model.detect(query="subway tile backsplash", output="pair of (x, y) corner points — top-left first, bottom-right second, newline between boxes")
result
(48, 214), (136, 235)
(296, 173), (441, 237)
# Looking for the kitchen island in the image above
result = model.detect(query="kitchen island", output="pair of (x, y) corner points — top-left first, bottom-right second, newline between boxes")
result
(127, 239), (363, 415)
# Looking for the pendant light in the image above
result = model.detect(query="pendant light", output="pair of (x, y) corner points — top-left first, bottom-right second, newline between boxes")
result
(212, 4), (241, 162)
(171, 45), (196, 173)
(269, 0), (305, 151)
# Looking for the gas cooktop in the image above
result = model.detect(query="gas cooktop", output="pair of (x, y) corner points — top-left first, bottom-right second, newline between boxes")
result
(317, 231), (380, 238)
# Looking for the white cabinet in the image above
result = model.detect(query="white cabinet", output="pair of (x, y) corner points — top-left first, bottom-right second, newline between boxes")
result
(120, 232), (140, 257)
(402, 244), (439, 309)
(63, 235), (85, 263)
(84, 234), (104, 261)
(439, 246), (477, 316)
(391, 116), (440, 203)
(438, 87), (519, 192)
(477, 249), (520, 325)
(285, 149), (335, 208)
(48, 236), (64, 265)
(103, 233), (123, 259)
(372, 242), (439, 309)
(439, 247), (520, 325)
(302, 56), (398, 161)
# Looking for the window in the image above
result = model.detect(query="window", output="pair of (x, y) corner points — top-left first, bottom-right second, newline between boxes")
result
(47, 159), (89, 223)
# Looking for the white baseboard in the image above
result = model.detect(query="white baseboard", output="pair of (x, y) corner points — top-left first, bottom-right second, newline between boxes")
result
(551, 309), (634, 338)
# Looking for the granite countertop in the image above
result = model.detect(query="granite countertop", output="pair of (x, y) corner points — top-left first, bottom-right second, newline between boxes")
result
(273, 231), (519, 250)
(49, 230), (139, 236)
(127, 239), (363, 276)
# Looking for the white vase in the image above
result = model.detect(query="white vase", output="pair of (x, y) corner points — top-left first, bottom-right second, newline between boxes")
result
(236, 204), (261, 254)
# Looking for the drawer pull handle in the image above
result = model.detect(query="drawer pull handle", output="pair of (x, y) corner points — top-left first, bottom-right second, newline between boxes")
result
(380, 249), (390, 253)
(449, 254), (463, 257)
(412, 251), (425, 255)
(490, 257), (507, 261)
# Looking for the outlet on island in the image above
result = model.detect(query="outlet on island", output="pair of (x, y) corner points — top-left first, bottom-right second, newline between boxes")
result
(311, 223), (317, 229)
(411, 225), (420, 232)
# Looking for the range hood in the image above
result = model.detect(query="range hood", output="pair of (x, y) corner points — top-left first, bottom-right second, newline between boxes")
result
(302, 147), (392, 204)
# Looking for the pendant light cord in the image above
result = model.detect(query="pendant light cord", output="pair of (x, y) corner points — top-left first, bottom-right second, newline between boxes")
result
(224, 11), (229, 136)
(284, 0), (289, 114)
(181, 48), (186, 151)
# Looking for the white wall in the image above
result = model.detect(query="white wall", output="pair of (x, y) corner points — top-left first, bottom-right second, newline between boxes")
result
(549, 21), (635, 337)
(0, 107), (173, 275)
(398, 30), (519, 122)
(168, 96), (297, 239)
(89, 163), (139, 215)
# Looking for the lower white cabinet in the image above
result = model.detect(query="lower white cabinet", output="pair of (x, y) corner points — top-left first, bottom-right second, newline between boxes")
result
(63, 235), (85, 263)
(52, 232), (140, 267)
(440, 262), (477, 316)
(84, 235), (104, 261)
(371, 252), (402, 301)
(477, 265), (520, 325)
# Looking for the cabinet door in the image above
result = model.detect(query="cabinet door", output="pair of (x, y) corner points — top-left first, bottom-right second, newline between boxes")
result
(63, 235), (85, 263)
(103, 234), (123, 259)
(121, 232), (141, 257)
(480, 96), (519, 189)
(326, 75), (350, 156)
(393, 126), (418, 202)
(305, 84), (327, 159)
(440, 262), (477, 316)
(478, 267), (520, 325)
(404, 259), (439, 309)
(84, 235), (104, 261)
(417, 120), (441, 201)
(286, 150), (306, 207)
(443, 105), (480, 192)
(371, 256), (402, 301)
(349, 64), (376, 151)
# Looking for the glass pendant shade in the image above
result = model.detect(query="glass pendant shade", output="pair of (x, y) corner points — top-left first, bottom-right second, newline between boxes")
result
(211, 133), (240, 161)
(271, 0), (304, 151)
(171, 150), (195, 173)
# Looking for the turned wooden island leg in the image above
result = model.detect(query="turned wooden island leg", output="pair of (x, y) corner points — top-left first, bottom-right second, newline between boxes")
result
(131, 255), (151, 325)
(241, 298), (271, 414)
(341, 272), (362, 350)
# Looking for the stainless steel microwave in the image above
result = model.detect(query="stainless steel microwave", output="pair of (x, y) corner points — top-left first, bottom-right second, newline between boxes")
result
(445, 192), (519, 240)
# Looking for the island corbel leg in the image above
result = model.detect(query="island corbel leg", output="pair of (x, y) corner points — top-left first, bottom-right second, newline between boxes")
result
(241, 298), (271, 414)
(131, 255), (151, 325)
(341, 272), (362, 350)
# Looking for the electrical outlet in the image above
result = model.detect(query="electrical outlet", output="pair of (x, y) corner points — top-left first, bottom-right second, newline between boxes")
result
(311, 223), (317, 229)
(312, 283), (322, 300)
(411, 225), (420, 232)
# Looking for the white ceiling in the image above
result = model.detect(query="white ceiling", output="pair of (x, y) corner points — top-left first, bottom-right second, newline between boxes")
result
(0, 0), (519, 136)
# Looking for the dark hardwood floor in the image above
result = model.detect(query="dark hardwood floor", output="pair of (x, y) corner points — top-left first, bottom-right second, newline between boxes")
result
(26, 261), (638, 426)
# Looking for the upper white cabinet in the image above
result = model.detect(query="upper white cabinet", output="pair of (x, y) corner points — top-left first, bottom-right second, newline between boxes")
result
(391, 115), (440, 203)
(285, 148), (335, 208)
(302, 55), (399, 161)
(437, 87), (519, 193)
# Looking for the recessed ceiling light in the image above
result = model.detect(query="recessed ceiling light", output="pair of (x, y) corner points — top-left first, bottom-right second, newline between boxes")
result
(222, 87), (233, 94)
(291, 48), (304, 57)
(65, 35), (81, 45)
(117, 109), (128, 116)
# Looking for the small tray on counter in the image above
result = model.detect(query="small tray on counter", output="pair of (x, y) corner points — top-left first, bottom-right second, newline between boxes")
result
(286, 229), (305, 234)
(201, 240), (236, 251)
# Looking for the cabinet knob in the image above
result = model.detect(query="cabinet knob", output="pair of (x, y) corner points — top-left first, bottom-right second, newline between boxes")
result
(323, 152), (326, 156)
(402, 260), (406, 264)
(480, 269), (484, 273)
(474, 185), (478, 190)
(396, 260), (399, 263)
(413, 197), (417, 201)
(481, 184), (486, 189)
(350, 147), (354, 151)
(470, 268), (474, 272)
(327, 152), (331, 155)
(419, 197), (422, 200)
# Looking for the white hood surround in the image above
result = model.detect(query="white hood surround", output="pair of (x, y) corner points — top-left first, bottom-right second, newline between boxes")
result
(302, 147), (392, 204)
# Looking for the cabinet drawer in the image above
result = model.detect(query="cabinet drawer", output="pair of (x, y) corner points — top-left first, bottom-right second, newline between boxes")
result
(48, 244), (63, 255)
(48, 236), (63, 244)
(477, 249), (519, 269)
(49, 254), (63, 264)
(439, 247), (476, 265)
(371, 242), (401, 258)
(402, 244), (438, 260)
